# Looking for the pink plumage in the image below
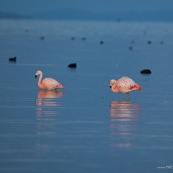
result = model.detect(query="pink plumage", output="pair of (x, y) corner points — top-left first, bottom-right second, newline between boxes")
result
(35, 70), (64, 91)
(110, 77), (142, 96)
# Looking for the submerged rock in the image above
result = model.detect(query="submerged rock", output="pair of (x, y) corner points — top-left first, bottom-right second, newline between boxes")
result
(68, 63), (77, 68)
(128, 46), (133, 51)
(71, 37), (75, 40)
(147, 40), (152, 44)
(100, 41), (104, 44)
(140, 69), (152, 74)
(160, 41), (164, 45)
(40, 36), (45, 40)
(81, 37), (86, 41)
(9, 57), (17, 62)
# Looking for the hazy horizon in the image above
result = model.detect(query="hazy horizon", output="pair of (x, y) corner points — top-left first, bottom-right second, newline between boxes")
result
(0, 0), (173, 21)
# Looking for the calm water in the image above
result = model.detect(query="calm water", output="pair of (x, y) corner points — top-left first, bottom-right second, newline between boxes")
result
(0, 19), (173, 173)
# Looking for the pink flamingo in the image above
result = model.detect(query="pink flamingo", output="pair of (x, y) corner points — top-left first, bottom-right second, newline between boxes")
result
(35, 70), (64, 91)
(110, 77), (142, 99)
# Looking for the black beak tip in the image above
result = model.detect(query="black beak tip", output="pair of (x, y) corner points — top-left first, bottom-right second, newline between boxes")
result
(109, 86), (112, 88)
(35, 75), (37, 78)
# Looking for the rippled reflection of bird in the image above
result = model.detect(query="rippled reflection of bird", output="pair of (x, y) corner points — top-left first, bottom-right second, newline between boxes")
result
(36, 90), (64, 107)
(37, 90), (64, 99)
(110, 77), (142, 99)
(110, 101), (141, 147)
(35, 70), (64, 91)
(110, 101), (141, 119)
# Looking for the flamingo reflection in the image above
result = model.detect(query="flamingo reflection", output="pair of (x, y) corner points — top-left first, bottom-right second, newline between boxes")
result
(35, 90), (64, 158)
(110, 101), (141, 148)
(36, 90), (64, 118)
(36, 90), (64, 107)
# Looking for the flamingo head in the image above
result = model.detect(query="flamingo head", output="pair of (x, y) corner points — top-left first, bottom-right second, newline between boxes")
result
(110, 79), (120, 93)
(35, 70), (42, 78)
(109, 79), (117, 89)
(57, 83), (64, 89)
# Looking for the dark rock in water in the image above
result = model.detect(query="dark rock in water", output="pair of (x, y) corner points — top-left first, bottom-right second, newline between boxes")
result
(71, 37), (75, 40)
(9, 57), (17, 62)
(81, 37), (86, 41)
(143, 31), (147, 35)
(128, 46), (133, 51)
(140, 69), (151, 74)
(40, 36), (45, 40)
(147, 40), (152, 44)
(100, 41), (104, 44)
(68, 63), (77, 68)
(116, 18), (121, 22)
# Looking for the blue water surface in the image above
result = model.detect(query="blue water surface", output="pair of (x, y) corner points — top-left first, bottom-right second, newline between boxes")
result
(0, 20), (173, 173)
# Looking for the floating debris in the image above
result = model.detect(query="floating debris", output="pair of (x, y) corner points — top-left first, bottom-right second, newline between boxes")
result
(81, 37), (86, 41)
(40, 36), (45, 40)
(25, 29), (29, 33)
(68, 63), (77, 68)
(116, 18), (121, 23)
(128, 46), (133, 51)
(8, 57), (17, 62)
(71, 37), (75, 40)
(100, 41), (104, 45)
(147, 40), (152, 44)
(140, 69), (152, 74)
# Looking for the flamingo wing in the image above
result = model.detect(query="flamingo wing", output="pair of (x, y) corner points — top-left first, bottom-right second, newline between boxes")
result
(117, 77), (137, 93)
(42, 78), (61, 90)
(130, 84), (142, 91)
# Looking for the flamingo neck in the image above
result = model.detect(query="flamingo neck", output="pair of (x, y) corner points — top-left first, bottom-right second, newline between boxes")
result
(112, 83), (120, 93)
(38, 73), (46, 89)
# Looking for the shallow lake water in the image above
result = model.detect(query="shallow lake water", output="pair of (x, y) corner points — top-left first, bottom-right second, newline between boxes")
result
(0, 19), (173, 173)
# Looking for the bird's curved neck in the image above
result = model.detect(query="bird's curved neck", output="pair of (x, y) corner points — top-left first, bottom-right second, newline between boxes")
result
(112, 83), (120, 93)
(38, 73), (45, 89)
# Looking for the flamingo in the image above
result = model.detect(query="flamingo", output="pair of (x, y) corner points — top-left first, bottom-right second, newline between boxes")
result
(110, 77), (142, 99)
(35, 70), (64, 91)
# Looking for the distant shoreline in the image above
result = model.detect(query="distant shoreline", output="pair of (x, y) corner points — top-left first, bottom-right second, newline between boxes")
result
(0, 10), (173, 23)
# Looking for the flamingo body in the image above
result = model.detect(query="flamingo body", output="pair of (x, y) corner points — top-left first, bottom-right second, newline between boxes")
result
(110, 77), (142, 95)
(35, 70), (64, 91)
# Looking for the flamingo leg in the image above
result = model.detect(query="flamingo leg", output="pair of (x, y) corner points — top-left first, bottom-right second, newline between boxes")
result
(123, 93), (131, 101)
(128, 93), (130, 101)
(124, 93), (126, 100)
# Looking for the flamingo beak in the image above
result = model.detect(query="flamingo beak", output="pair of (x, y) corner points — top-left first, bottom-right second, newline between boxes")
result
(109, 86), (112, 88)
(35, 75), (37, 78)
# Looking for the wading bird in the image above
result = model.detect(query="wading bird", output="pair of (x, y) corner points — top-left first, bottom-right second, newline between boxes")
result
(110, 77), (142, 99)
(35, 70), (64, 91)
